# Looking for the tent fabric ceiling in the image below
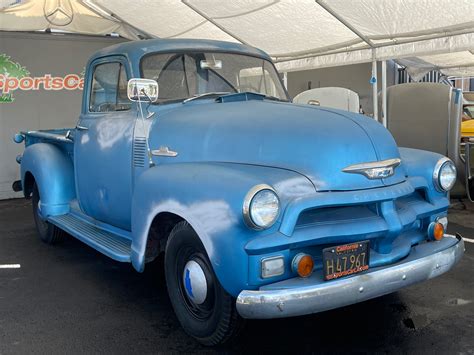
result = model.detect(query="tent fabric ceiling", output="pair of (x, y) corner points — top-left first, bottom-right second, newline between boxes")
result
(397, 51), (474, 80)
(2, 0), (474, 77)
(90, 0), (474, 76)
(0, 0), (142, 39)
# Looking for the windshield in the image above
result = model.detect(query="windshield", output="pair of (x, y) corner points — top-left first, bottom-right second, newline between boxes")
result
(140, 52), (288, 103)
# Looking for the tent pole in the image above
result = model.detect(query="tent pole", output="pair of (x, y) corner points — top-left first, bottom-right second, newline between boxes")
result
(283, 72), (288, 90)
(381, 60), (387, 127)
(372, 57), (378, 121)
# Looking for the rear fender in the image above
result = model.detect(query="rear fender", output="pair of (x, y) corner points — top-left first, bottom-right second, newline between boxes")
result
(21, 143), (75, 217)
(131, 162), (314, 296)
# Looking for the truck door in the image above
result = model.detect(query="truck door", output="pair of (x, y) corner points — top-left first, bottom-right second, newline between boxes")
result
(74, 56), (134, 230)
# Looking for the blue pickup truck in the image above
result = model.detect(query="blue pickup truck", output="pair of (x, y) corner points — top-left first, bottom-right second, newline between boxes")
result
(14, 39), (464, 345)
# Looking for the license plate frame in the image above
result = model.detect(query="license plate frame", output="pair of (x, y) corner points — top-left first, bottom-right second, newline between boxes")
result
(323, 240), (370, 281)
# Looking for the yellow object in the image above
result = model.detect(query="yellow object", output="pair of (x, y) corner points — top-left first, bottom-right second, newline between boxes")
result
(461, 119), (474, 138)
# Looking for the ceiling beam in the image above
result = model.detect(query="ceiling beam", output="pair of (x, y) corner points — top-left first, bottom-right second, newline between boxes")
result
(181, 0), (250, 45)
(315, 0), (375, 48)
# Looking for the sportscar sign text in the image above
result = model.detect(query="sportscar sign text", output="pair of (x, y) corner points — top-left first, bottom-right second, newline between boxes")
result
(0, 53), (83, 103)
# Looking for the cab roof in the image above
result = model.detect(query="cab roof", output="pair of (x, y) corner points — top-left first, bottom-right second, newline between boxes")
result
(89, 38), (272, 63)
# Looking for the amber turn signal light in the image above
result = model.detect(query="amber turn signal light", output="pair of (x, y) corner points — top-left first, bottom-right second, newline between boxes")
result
(428, 221), (444, 241)
(292, 253), (314, 278)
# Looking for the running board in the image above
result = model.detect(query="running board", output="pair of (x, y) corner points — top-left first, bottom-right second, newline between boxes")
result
(48, 214), (132, 262)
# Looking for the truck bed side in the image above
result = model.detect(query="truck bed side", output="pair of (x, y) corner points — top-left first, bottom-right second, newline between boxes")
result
(19, 128), (76, 217)
(22, 128), (74, 157)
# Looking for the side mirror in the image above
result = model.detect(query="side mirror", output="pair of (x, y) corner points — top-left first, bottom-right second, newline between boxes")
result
(127, 78), (159, 102)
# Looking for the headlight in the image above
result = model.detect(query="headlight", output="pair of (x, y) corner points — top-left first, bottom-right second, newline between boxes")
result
(243, 185), (280, 229)
(433, 158), (457, 192)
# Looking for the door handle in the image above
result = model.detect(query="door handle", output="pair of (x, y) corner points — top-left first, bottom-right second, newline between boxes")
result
(76, 125), (89, 131)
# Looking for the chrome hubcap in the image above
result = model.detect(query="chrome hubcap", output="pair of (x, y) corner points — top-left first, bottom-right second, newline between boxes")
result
(183, 260), (208, 305)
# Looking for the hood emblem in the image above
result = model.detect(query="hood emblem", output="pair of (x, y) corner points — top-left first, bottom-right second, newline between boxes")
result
(342, 158), (401, 179)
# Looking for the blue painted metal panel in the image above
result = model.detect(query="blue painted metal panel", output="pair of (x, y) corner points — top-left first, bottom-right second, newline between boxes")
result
(20, 143), (75, 217)
(130, 162), (315, 296)
(147, 99), (405, 191)
(74, 56), (134, 230)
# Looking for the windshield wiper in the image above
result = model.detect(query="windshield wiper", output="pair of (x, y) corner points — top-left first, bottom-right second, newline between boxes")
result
(182, 92), (231, 104)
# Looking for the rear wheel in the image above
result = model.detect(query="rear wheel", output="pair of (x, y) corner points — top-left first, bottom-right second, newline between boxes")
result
(164, 221), (243, 346)
(32, 183), (65, 244)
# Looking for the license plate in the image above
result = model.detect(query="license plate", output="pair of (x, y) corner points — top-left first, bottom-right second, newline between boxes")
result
(323, 241), (370, 281)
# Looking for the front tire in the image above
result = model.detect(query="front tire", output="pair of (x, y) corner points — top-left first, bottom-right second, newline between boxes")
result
(32, 183), (65, 244)
(164, 221), (243, 346)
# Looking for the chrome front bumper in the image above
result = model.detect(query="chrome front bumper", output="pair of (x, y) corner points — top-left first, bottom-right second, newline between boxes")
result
(236, 234), (464, 319)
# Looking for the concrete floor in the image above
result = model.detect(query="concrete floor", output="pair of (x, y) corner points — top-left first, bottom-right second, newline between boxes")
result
(0, 198), (473, 354)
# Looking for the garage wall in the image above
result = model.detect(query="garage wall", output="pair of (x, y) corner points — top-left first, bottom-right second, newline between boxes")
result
(287, 61), (397, 115)
(0, 32), (125, 200)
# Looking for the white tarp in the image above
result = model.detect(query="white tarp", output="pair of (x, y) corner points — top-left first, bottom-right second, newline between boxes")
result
(2, 0), (474, 76)
(88, 0), (474, 76)
(397, 51), (474, 81)
(0, 0), (142, 39)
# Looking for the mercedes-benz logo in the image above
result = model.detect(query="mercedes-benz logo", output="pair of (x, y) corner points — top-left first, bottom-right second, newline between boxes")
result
(44, 0), (74, 27)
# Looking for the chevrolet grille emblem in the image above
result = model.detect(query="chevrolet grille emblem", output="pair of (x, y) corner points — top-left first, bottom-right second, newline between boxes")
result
(342, 158), (401, 179)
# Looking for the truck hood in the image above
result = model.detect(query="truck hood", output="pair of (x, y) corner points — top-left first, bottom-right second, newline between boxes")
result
(149, 98), (405, 191)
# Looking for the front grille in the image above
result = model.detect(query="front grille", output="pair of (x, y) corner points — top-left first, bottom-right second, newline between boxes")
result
(296, 204), (379, 229)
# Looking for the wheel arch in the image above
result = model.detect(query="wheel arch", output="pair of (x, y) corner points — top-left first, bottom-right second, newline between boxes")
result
(131, 201), (215, 275)
(143, 211), (185, 263)
(22, 171), (35, 198)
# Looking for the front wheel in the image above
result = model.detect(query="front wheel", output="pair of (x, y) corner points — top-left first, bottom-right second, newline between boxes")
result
(164, 221), (243, 346)
(32, 183), (65, 244)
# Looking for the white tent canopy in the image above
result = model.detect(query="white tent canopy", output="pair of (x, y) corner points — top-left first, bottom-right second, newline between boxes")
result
(0, 0), (146, 39)
(397, 51), (474, 81)
(90, 0), (474, 76)
(2, 0), (474, 77)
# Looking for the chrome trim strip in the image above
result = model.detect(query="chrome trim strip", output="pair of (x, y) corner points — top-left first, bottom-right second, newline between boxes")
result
(151, 146), (178, 157)
(22, 130), (73, 143)
(236, 235), (464, 319)
(342, 158), (401, 179)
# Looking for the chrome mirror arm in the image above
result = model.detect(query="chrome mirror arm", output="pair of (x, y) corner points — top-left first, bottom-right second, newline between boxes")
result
(465, 141), (473, 201)
(139, 88), (155, 119)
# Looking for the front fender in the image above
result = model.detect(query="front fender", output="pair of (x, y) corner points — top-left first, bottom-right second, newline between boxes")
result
(399, 147), (448, 201)
(21, 143), (75, 217)
(130, 162), (314, 296)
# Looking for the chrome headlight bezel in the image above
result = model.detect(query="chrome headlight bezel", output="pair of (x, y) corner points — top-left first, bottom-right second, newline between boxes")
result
(243, 184), (280, 230)
(433, 158), (457, 192)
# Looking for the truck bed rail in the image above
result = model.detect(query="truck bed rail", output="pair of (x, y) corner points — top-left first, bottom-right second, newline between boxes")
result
(21, 130), (73, 144)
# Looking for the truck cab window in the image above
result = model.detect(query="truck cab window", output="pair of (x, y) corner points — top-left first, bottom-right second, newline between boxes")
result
(90, 62), (131, 112)
(141, 52), (287, 103)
